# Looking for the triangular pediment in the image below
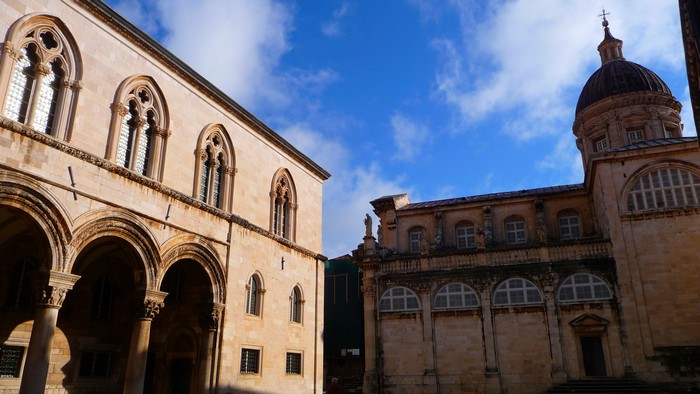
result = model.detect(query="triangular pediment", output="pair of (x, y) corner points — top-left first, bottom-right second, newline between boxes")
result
(569, 313), (609, 327)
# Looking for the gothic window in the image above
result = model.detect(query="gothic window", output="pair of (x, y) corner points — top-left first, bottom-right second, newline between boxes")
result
(434, 283), (479, 309)
(290, 286), (302, 324)
(1, 16), (81, 139)
(558, 211), (581, 240)
(6, 257), (35, 310)
(194, 125), (235, 210)
(626, 166), (700, 211)
(285, 352), (302, 375)
(91, 275), (113, 321)
(270, 169), (297, 240)
(107, 76), (169, 180)
(504, 217), (526, 245)
(558, 273), (612, 302)
(245, 274), (263, 316)
(409, 229), (421, 253)
(240, 348), (260, 374)
(455, 223), (475, 249)
(379, 286), (420, 312)
(493, 278), (542, 306)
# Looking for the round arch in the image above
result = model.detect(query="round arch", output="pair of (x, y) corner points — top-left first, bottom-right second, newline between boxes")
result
(68, 209), (160, 289)
(159, 239), (226, 305)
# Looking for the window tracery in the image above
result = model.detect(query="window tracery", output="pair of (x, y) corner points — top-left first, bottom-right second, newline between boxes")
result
(270, 169), (297, 240)
(194, 125), (235, 210)
(493, 278), (542, 306)
(1, 16), (81, 140)
(379, 286), (420, 312)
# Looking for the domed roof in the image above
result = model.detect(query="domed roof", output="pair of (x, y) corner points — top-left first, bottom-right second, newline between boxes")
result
(575, 60), (673, 114)
(575, 16), (674, 115)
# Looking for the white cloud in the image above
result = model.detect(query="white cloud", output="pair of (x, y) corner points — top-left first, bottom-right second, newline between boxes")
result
(536, 135), (585, 184)
(321, 3), (353, 37)
(681, 86), (698, 137)
(280, 124), (408, 258)
(432, 0), (683, 141)
(390, 113), (431, 161)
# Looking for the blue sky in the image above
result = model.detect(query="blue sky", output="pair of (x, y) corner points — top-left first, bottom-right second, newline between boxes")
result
(106, 0), (694, 258)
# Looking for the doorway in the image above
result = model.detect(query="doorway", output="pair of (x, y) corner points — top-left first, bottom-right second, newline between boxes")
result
(580, 336), (606, 377)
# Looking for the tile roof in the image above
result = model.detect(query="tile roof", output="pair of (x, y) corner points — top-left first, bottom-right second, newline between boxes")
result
(605, 137), (697, 153)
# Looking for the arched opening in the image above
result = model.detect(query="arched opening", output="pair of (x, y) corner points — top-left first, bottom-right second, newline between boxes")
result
(146, 259), (215, 394)
(58, 236), (144, 390)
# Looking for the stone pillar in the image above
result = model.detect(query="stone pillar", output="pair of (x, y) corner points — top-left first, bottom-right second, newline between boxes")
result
(478, 283), (501, 393)
(20, 271), (80, 394)
(123, 290), (167, 394)
(543, 281), (567, 383)
(361, 275), (379, 394)
(417, 283), (437, 388)
(197, 303), (224, 394)
(25, 62), (50, 129)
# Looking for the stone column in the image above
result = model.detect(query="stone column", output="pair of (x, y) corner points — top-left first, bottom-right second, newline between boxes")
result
(361, 275), (379, 394)
(197, 303), (224, 394)
(123, 290), (167, 394)
(542, 280), (567, 383)
(417, 283), (437, 388)
(25, 62), (50, 129)
(20, 271), (80, 394)
(477, 282), (501, 393)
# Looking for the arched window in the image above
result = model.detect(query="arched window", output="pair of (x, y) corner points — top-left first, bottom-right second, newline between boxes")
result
(626, 167), (700, 211)
(379, 286), (420, 312)
(558, 211), (581, 240)
(107, 76), (169, 180)
(434, 283), (479, 309)
(0, 15), (82, 139)
(493, 278), (542, 306)
(504, 216), (527, 245)
(6, 257), (36, 310)
(91, 275), (113, 320)
(558, 273), (612, 302)
(290, 286), (303, 323)
(245, 274), (263, 316)
(194, 125), (235, 210)
(455, 222), (476, 249)
(270, 169), (297, 240)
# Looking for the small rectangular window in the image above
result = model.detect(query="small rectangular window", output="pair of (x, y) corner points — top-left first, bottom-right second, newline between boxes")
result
(595, 137), (608, 152)
(78, 351), (112, 378)
(0, 345), (25, 378)
(559, 215), (581, 239)
(627, 130), (644, 143)
(240, 348), (260, 374)
(285, 352), (302, 375)
(456, 226), (475, 249)
(505, 221), (526, 244)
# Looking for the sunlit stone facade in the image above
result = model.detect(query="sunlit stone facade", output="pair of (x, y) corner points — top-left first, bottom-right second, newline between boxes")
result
(355, 18), (700, 394)
(0, 1), (329, 393)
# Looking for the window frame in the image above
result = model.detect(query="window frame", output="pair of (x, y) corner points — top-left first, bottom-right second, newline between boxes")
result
(455, 223), (476, 249)
(0, 344), (25, 378)
(626, 129), (644, 144)
(194, 124), (235, 211)
(558, 212), (582, 240)
(289, 286), (303, 324)
(270, 169), (297, 241)
(0, 15), (82, 141)
(504, 218), (526, 245)
(379, 286), (421, 313)
(558, 273), (613, 303)
(434, 283), (479, 310)
(240, 348), (262, 375)
(626, 166), (700, 212)
(285, 352), (302, 375)
(245, 274), (264, 317)
(493, 278), (543, 306)
(409, 229), (422, 253)
(594, 137), (608, 152)
(77, 350), (113, 379)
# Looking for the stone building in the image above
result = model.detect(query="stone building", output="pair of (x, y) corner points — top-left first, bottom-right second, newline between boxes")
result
(354, 16), (700, 394)
(0, 1), (329, 393)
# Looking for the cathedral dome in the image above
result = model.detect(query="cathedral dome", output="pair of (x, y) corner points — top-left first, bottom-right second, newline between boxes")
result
(575, 60), (673, 115)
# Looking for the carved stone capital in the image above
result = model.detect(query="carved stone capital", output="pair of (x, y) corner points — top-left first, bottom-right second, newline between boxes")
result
(110, 102), (129, 117)
(154, 126), (170, 138)
(134, 117), (148, 129)
(70, 80), (83, 92)
(197, 148), (208, 160)
(133, 289), (168, 319)
(225, 165), (236, 175)
(33, 271), (80, 309)
(34, 63), (51, 76)
(1, 41), (17, 57)
(199, 302), (224, 330)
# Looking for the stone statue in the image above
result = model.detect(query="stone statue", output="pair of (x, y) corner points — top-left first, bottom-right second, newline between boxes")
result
(364, 213), (372, 238)
(377, 224), (383, 246)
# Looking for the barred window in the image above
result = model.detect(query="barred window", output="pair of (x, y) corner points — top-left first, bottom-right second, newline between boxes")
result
(627, 167), (700, 211)
(455, 224), (475, 249)
(285, 352), (302, 375)
(558, 273), (612, 302)
(493, 278), (542, 306)
(379, 286), (420, 312)
(0, 345), (25, 378)
(78, 351), (112, 378)
(434, 283), (479, 309)
(240, 348), (260, 374)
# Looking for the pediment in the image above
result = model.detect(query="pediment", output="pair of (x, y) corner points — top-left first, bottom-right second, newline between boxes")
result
(569, 313), (609, 328)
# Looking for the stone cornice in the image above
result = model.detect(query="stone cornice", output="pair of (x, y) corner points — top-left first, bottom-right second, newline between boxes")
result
(72, 0), (330, 181)
(0, 117), (326, 261)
